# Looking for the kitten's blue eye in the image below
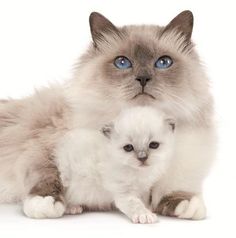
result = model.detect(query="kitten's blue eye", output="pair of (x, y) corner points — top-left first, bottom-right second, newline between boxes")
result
(155, 56), (173, 69)
(114, 56), (132, 69)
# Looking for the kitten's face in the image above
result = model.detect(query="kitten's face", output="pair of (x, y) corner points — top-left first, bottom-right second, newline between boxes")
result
(76, 11), (211, 124)
(103, 107), (175, 169)
(112, 132), (170, 169)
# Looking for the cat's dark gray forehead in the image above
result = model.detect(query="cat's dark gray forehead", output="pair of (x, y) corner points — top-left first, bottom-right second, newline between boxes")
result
(119, 25), (163, 60)
(133, 44), (154, 62)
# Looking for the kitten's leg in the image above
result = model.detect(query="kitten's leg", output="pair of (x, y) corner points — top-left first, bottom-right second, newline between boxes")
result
(151, 127), (216, 220)
(23, 166), (66, 219)
(65, 205), (83, 215)
(114, 196), (158, 224)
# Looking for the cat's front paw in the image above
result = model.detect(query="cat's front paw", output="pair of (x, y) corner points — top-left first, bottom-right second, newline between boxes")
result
(132, 212), (158, 224)
(23, 195), (65, 219)
(174, 196), (206, 220)
(157, 192), (206, 220)
(65, 204), (83, 215)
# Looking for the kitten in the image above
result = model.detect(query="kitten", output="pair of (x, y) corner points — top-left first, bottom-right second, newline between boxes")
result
(0, 11), (216, 220)
(50, 107), (174, 223)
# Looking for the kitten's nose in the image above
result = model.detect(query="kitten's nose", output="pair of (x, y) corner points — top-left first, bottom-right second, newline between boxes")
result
(137, 151), (148, 162)
(135, 76), (151, 87)
(138, 156), (148, 162)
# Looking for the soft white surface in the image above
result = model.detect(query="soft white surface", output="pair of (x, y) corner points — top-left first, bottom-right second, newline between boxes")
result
(0, 0), (235, 237)
(0, 194), (234, 238)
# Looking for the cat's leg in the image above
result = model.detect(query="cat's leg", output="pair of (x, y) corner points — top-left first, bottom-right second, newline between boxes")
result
(114, 195), (158, 224)
(151, 127), (216, 220)
(23, 165), (66, 219)
(155, 191), (206, 220)
(65, 204), (83, 215)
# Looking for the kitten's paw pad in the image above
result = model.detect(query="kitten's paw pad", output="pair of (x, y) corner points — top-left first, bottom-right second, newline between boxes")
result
(23, 195), (65, 219)
(65, 205), (83, 215)
(174, 196), (206, 220)
(132, 212), (158, 224)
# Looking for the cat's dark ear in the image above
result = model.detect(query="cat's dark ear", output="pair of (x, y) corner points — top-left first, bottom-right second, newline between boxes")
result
(165, 118), (176, 132)
(101, 123), (114, 139)
(89, 12), (120, 48)
(163, 10), (194, 42)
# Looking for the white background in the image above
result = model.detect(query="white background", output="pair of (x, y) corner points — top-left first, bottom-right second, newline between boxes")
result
(0, 0), (235, 237)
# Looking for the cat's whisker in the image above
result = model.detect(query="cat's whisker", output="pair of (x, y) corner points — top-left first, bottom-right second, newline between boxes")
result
(151, 87), (198, 118)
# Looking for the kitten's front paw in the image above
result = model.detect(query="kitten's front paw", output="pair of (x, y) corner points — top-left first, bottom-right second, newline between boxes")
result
(65, 205), (83, 215)
(132, 212), (158, 224)
(23, 195), (65, 219)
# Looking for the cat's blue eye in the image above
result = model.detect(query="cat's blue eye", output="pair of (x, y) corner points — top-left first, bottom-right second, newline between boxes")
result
(114, 56), (132, 69)
(155, 56), (173, 69)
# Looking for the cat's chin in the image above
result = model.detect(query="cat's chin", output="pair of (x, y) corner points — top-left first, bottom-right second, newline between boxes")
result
(133, 92), (155, 100)
(131, 93), (156, 106)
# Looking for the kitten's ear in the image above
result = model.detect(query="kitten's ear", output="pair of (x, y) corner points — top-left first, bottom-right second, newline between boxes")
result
(163, 10), (194, 42)
(101, 123), (114, 139)
(165, 118), (176, 132)
(89, 12), (120, 48)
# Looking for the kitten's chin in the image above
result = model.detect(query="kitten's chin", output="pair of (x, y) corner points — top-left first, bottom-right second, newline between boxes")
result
(139, 163), (149, 168)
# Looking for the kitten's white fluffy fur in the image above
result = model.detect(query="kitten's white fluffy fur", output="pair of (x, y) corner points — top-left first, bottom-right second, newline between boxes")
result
(54, 107), (175, 223)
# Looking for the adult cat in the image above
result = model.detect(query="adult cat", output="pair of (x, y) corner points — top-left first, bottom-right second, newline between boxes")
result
(0, 10), (216, 219)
